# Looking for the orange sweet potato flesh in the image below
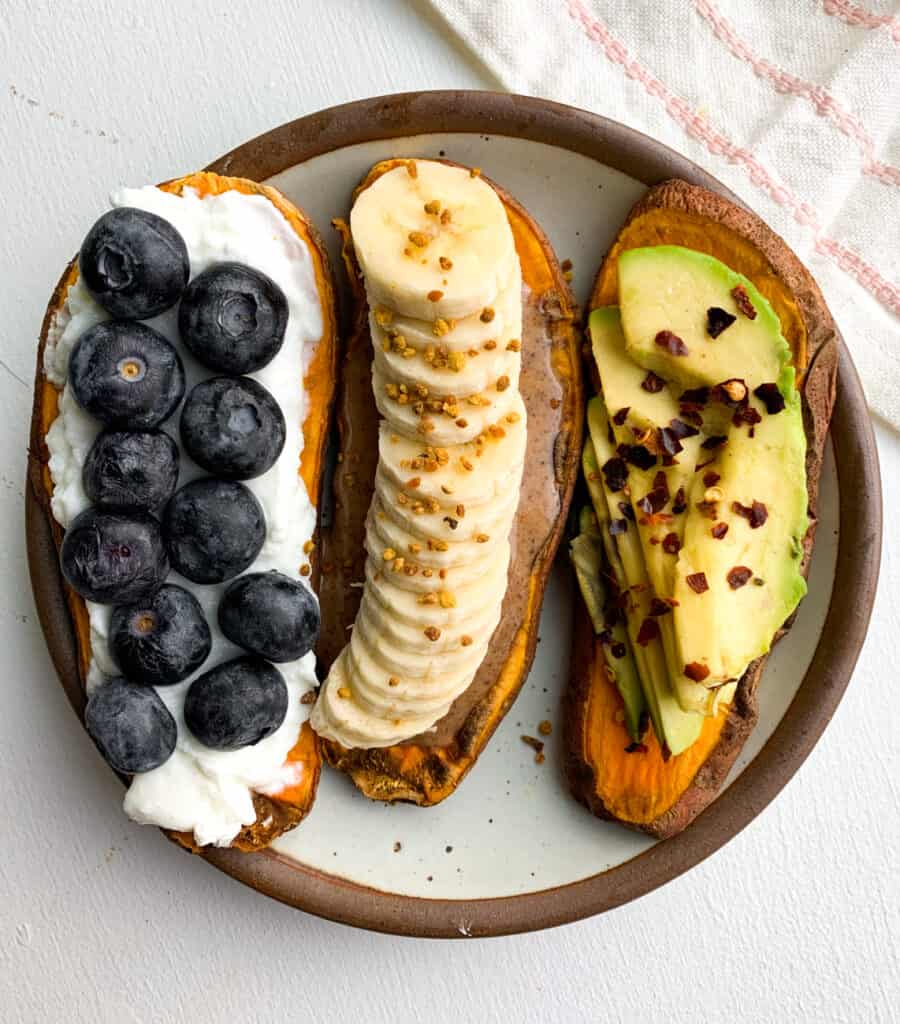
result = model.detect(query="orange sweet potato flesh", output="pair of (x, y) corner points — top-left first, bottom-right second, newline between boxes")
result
(32, 172), (338, 852)
(565, 180), (837, 838)
(316, 159), (582, 805)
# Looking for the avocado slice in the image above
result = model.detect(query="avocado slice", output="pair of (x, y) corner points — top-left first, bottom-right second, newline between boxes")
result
(615, 247), (809, 685)
(585, 399), (704, 754)
(570, 507), (646, 742)
(617, 245), (792, 391)
(587, 311), (715, 715)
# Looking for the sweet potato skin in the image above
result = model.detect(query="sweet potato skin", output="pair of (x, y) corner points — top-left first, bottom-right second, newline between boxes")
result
(317, 160), (583, 805)
(29, 171), (338, 853)
(565, 179), (838, 839)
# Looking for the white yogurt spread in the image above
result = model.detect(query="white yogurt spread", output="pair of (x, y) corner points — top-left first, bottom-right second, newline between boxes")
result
(44, 185), (324, 847)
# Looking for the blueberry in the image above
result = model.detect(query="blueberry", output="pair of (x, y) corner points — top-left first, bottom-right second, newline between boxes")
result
(83, 429), (180, 511)
(109, 584), (212, 686)
(218, 571), (319, 662)
(178, 262), (288, 375)
(79, 207), (189, 319)
(60, 507), (168, 604)
(184, 656), (288, 751)
(162, 478), (265, 584)
(69, 321), (185, 429)
(180, 376), (285, 480)
(85, 676), (177, 773)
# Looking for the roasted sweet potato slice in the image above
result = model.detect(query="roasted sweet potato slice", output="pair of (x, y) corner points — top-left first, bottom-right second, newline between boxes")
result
(29, 171), (338, 852)
(316, 159), (582, 805)
(564, 180), (838, 838)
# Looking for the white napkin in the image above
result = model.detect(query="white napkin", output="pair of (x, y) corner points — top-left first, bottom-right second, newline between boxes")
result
(426, 0), (900, 429)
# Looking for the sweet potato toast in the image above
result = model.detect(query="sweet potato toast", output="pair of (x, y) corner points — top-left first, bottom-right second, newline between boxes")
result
(564, 179), (838, 839)
(28, 171), (338, 852)
(316, 159), (582, 805)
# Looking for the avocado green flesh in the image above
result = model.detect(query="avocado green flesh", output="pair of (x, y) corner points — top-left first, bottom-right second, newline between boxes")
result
(584, 399), (704, 754)
(618, 245), (791, 391)
(570, 516), (646, 743)
(588, 315), (716, 715)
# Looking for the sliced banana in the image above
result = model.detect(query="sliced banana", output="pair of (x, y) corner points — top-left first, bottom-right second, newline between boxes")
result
(373, 333), (520, 398)
(350, 161), (518, 320)
(373, 365), (520, 445)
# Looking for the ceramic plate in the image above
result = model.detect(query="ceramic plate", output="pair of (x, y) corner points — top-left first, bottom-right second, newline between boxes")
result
(27, 92), (881, 938)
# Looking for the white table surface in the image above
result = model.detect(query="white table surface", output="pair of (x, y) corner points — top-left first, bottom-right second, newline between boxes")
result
(1, 2), (896, 1021)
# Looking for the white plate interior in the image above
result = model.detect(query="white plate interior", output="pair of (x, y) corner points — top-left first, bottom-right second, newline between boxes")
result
(266, 134), (839, 900)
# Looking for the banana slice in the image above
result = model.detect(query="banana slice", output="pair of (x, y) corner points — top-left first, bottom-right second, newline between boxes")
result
(355, 590), (491, 656)
(373, 333), (520, 398)
(370, 263), (522, 355)
(373, 366), (520, 445)
(350, 161), (518, 320)
(368, 498), (504, 569)
(312, 651), (438, 749)
(377, 397), (527, 509)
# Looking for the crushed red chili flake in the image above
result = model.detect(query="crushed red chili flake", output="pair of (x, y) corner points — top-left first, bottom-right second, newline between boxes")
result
(601, 456), (628, 492)
(637, 487), (668, 516)
(658, 427), (684, 457)
(672, 487), (687, 514)
(732, 500), (769, 528)
(679, 386), (710, 406)
(679, 406), (705, 427)
(668, 418), (700, 439)
(696, 499), (719, 519)
(618, 501), (635, 522)
(703, 471), (721, 486)
(701, 435), (728, 450)
(624, 445), (657, 470)
(653, 470), (669, 493)
(731, 284), (757, 319)
(608, 518), (629, 536)
(711, 522), (729, 539)
(636, 618), (660, 646)
(684, 661), (711, 682)
(648, 597), (672, 616)
(625, 742), (649, 754)
(727, 566), (753, 589)
(706, 306), (737, 338)
(686, 572), (709, 594)
(611, 641), (627, 659)
(753, 382), (786, 414)
(655, 330), (689, 356)
(613, 407), (630, 426)
(642, 371), (666, 393)
(662, 532), (681, 554)
(733, 405), (762, 427)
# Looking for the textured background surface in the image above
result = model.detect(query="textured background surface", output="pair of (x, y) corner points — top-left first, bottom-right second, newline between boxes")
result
(1, 2), (896, 1021)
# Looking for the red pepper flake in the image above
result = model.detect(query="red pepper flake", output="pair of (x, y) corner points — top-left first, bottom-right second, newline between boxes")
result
(641, 371), (666, 393)
(732, 500), (768, 528)
(636, 618), (660, 646)
(701, 435), (728, 450)
(684, 661), (711, 682)
(636, 487), (668, 516)
(733, 404), (762, 428)
(668, 418), (700, 440)
(686, 572), (709, 594)
(703, 471), (721, 487)
(662, 532), (681, 554)
(753, 382), (786, 415)
(711, 522), (729, 539)
(680, 386), (710, 406)
(727, 566), (753, 589)
(655, 330), (689, 356)
(601, 456), (628, 493)
(672, 487), (687, 514)
(696, 499), (719, 519)
(653, 470), (669, 495)
(648, 597), (672, 616)
(611, 641), (627, 659)
(731, 285), (757, 319)
(618, 501), (635, 522)
(624, 742), (649, 754)
(608, 518), (629, 536)
(623, 445), (657, 470)
(613, 407), (630, 426)
(706, 306), (737, 338)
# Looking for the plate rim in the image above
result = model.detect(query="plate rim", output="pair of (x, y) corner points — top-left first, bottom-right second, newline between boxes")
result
(27, 90), (882, 939)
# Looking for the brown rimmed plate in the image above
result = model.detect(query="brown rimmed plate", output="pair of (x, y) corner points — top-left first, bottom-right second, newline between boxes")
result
(26, 91), (881, 938)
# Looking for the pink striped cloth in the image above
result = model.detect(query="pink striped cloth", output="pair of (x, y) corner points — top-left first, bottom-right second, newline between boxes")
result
(427, 0), (900, 429)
